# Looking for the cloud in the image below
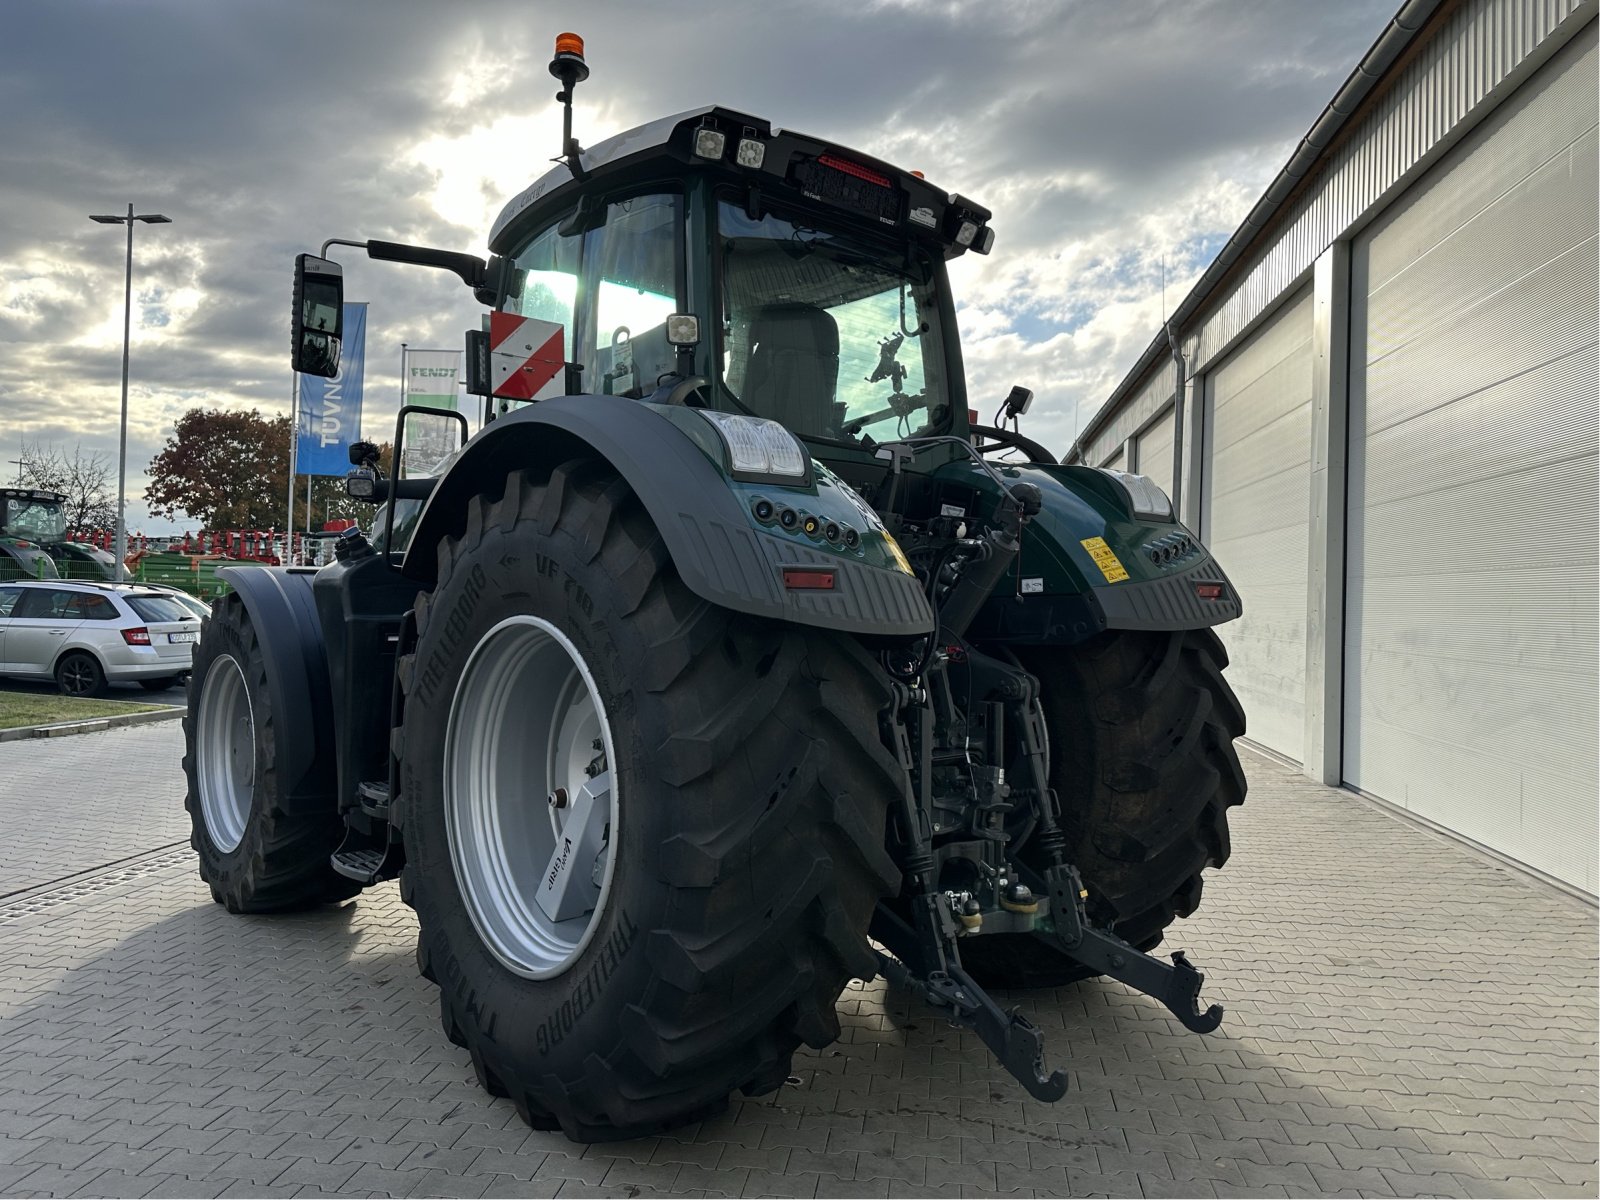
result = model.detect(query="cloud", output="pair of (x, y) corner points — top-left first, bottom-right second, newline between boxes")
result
(2, 0), (1396, 530)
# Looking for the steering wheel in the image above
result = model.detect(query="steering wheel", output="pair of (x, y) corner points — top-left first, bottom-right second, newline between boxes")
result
(968, 422), (1058, 464)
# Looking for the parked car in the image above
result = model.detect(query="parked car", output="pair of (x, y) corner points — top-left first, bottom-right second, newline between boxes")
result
(142, 584), (213, 625)
(0, 579), (201, 696)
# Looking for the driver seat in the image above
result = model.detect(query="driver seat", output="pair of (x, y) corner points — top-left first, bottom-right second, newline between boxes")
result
(742, 303), (839, 437)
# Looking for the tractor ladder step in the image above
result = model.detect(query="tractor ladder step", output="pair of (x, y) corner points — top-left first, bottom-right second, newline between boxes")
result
(357, 780), (391, 821)
(330, 847), (387, 883)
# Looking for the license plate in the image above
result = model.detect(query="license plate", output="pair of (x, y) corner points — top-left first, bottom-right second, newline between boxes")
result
(168, 631), (198, 644)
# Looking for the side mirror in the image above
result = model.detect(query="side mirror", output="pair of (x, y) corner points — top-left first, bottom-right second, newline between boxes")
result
(1003, 385), (1034, 420)
(292, 253), (344, 377)
(396, 405), (468, 481)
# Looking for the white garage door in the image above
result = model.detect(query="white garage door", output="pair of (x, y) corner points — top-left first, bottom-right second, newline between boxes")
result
(1135, 405), (1176, 499)
(1202, 286), (1314, 761)
(1345, 27), (1598, 893)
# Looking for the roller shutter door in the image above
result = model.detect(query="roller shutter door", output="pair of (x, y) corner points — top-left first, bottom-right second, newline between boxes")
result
(1345, 27), (1598, 893)
(1201, 287), (1314, 760)
(1135, 405), (1175, 499)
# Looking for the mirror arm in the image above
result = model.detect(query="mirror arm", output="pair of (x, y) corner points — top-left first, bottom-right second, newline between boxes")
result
(366, 240), (488, 290)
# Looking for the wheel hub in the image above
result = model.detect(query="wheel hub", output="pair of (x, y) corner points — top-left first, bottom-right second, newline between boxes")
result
(444, 616), (620, 980)
(196, 654), (254, 853)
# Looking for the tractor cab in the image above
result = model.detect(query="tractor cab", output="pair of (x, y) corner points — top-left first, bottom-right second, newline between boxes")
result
(0, 487), (114, 581)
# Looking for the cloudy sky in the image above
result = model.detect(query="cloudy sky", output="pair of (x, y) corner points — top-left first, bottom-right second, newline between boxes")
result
(2, 0), (1398, 533)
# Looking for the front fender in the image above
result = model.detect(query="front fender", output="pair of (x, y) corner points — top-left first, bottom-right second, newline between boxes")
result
(403, 396), (933, 638)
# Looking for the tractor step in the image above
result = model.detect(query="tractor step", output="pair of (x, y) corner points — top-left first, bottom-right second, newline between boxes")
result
(330, 848), (388, 883)
(357, 780), (391, 821)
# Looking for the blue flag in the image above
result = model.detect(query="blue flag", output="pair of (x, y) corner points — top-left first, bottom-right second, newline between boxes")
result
(297, 302), (366, 476)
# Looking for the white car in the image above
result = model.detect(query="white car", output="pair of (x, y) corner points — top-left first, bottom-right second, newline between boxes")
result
(0, 579), (201, 696)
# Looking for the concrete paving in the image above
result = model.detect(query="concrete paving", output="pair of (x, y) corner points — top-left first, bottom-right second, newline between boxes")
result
(0, 723), (189, 898)
(0, 725), (1594, 1198)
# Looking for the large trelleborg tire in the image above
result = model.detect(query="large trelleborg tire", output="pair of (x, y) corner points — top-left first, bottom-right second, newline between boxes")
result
(959, 628), (1246, 989)
(182, 594), (360, 912)
(396, 460), (903, 1142)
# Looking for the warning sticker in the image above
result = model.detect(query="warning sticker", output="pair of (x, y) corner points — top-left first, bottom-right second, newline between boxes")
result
(1080, 536), (1130, 583)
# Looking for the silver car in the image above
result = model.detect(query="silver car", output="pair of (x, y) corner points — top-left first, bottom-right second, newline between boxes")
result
(0, 579), (201, 696)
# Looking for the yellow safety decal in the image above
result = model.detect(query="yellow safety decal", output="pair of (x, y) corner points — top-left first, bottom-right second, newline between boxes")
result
(1080, 536), (1130, 583)
(881, 531), (914, 576)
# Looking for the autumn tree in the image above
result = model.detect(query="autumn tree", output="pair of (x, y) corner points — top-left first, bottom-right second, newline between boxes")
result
(146, 408), (292, 529)
(12, 443), (118, 532)
(145, 406), (391, 531)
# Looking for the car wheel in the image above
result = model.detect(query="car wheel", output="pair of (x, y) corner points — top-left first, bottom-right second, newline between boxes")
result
(56, 652), (108, 698)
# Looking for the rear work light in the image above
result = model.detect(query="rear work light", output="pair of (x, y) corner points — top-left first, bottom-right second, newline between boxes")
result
(782, 568), (836, 591)
(122, 626), (151, 645)
(817, 153), (891, 187)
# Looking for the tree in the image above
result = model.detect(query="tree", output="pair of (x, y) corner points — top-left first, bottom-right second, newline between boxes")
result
(146, 408), (291, 529)
(145, 406), (392, 532)
(12, 443), (117, 533)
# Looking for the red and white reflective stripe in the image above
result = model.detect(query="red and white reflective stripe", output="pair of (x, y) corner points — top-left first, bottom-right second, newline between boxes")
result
(489, 313), (566, 400)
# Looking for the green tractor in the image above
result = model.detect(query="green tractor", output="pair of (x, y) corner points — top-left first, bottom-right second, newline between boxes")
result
(0, 487), (117, 581)
(185, 36), (1245, 1141)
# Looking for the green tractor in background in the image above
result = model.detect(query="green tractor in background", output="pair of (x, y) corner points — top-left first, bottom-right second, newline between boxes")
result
(0, 487), (117, 581)
(184, 35), (1246, 1141)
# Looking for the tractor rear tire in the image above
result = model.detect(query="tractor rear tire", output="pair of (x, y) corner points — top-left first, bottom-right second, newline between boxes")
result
(182, 594), (360, 913)
(396, 460), (903, 1142)
(960, 628), (1246, 990)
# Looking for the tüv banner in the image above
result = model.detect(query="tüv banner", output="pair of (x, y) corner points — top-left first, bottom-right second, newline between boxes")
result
(297, 301), (366, 476)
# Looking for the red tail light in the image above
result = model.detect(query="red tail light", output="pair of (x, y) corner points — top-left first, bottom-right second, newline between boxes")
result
(782, 568), (836, 591)
(122, 626), (151, 645)
(1195, 583), (1225, 601)
(817, 153), (891, 188)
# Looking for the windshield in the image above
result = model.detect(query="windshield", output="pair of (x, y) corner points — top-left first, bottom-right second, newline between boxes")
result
(1, 497), (67, 542)
(717, 201), (949, 444)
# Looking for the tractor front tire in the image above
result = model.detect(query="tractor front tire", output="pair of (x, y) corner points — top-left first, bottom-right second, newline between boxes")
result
(960, 627), (1246, 989)
(396, 460), (902, 1142)
(182, 594), (360, 913)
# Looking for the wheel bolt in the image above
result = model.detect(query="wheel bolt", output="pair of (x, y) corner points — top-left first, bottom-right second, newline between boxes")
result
(548, 787), (568, 809)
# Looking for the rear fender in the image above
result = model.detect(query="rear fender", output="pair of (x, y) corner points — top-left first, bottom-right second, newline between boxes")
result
(402, 395), (933, 638)
(213, 564), (338, 805)
(944, 461), (1242, 644)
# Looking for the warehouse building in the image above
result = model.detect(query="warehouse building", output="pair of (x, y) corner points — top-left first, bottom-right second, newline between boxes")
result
(1068, 0), (1598, 895)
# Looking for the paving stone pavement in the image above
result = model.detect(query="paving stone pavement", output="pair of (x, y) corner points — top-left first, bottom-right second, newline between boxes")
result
(0, 727), (1594, 1199)
(0, 723), (190, 898)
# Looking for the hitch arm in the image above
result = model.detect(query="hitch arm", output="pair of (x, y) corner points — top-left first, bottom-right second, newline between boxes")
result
(876, 951), (1068, 1103)
(1045, 865), (1224, 1034)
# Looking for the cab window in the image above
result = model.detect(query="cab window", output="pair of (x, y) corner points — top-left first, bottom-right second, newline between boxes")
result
(502, 191), (683, 402)
(505, 221), (580, 357)
(582, 194), (681, 398)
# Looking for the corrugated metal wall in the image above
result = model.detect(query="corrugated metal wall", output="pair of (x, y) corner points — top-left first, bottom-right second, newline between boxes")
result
(1134, 407), (1176, 497)
(1192, 0), (1591, 372)
(1201, 287), (1315, 761)
(1344, 27), (1598, 892)
(1084, 360), (1176, 469)
(1081, 0), (1592, 466)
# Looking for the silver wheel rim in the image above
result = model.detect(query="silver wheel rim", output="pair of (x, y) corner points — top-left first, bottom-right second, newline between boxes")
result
(444, 615), (620, 980)
(197, 654), (254, 853)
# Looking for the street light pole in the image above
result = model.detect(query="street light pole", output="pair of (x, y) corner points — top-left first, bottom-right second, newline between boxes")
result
(90, 204), (170, 581)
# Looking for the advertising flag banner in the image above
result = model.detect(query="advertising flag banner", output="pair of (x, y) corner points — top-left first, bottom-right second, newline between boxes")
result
(405, 349), (461, 411)
(297, 302), (366, 477)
